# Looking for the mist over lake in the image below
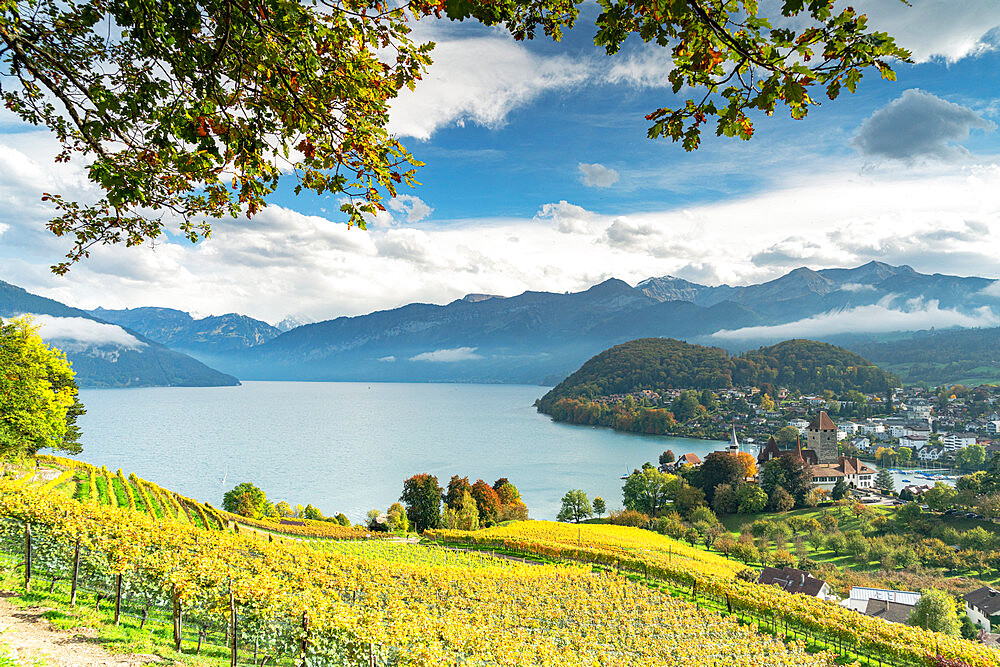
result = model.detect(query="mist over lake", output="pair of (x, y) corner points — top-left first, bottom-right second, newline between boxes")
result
(73, 381), (730, 521)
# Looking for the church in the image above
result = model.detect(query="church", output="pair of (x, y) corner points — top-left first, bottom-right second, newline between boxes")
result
(758, 411), (876, 491)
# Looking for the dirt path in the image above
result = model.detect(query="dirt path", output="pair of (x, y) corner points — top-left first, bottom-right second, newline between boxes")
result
(0, 598), (163, 666)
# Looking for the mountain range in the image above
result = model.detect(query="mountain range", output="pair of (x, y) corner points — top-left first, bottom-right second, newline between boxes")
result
(0, 281), (239, 388)
(6, 261), (1000, 387)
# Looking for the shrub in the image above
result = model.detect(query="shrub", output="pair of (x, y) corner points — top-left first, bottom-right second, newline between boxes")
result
(608, 509), (650, 527)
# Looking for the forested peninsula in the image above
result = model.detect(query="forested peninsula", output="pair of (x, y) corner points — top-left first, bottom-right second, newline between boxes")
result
(536, 338), (899, 438)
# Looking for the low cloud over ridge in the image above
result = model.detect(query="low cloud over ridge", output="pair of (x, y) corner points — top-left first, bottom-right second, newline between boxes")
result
(409, 347), (483, 362)
(711, 297), (1000, 341)
(26, 314), (145, 349)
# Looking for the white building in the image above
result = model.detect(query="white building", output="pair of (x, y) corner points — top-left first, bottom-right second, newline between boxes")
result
(839, 421), (859, 436)
(917, 445), (946, 462)
(788, 418), (809, 433)
(941, 432), (977, 451)
(859, 422), (886, 436)
(987, 421), (1000, 435)
(899, 434), (928, 450)
(841, 588), (921, 626)
(811, 456), (876, 491)
(964, 586), (1000, 633)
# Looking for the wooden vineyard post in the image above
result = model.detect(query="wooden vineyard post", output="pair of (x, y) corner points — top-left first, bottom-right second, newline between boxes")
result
(23, 523), (31, 592)
(369, 641), (375, 667)
(172, 586), (182, 652)
(230, 585), (238, 667)
(114, 573), (123, 625)
(70, 539), (80, 606)
(299, 610), (309, 667)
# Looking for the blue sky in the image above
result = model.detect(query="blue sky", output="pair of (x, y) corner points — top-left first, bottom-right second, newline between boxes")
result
(1, 1), (999, 323)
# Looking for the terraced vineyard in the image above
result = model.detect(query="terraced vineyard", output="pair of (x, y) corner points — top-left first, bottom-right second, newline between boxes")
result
(4, 461), (998, 665)
(14, 455), (376, 540)
(1, 482), (839, 666)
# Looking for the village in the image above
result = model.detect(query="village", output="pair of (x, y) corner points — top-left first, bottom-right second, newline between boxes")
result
(644, 409), (1000, 647)
(608, 383), (1000, 473)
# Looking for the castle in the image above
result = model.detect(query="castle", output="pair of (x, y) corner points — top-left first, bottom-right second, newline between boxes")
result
(807, 411), (839, 465)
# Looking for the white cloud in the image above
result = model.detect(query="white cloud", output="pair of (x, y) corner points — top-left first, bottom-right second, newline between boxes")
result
(578, 163), (620, 188)
(387, 195), (433, 223)
(377, 355), (396, 362)
(6, 161), (1000, 325)
(409, 347), (483, 362)
(24, 314), (145, 349)
(603, 47), (672, 87)
(859, 0), (1000, 63)
(840, 283), (878, 293)
(711, 297), (1000, 340)
(853, 89), (995, 161)
(389, 35), (591, 140)
(534, 200), (600, 234)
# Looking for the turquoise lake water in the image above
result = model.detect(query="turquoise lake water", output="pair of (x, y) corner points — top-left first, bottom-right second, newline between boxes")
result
(73, 381), (728, 522)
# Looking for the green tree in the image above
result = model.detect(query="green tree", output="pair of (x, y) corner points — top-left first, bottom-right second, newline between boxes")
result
(335, 513), (350, 527)
(622, 467), (676, 515)
(673, 483), (707, 516)
(274, 501), (294, 518)
(0, 316), (84, 458)
(443, 491), (480, 531)
(711, 483), (738, 515)
(876, 467), (895, 494)
(897, 446), (912, 464)
(957, 444), (987, 470)
(774, 426), (801, 449)
(223, 482), (271, 519)
(444, 475), (473, 510)
(303, 503), (323, 520)
(556, 489), (592, 524)
(1, 0), (905, 272)
(698, 451), (745, 503)
(831, 478), (849, 501)
(770, 486), (795, 513)
(400, 473), (443, 532)
(760, 455), (812, 507)
(924, 482), (958, 511)
(909, 589), (961, 636)
(699, 389), (717, 411)
(736, 484), (768, 514)
(386, 502), (409, 532)
(592, 496), (607, 517)
(671, 390), (701, 421)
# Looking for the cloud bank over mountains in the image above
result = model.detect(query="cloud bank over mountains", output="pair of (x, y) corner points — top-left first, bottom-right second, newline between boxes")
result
(25, 315), (145, 349)
(711, 297), (1000, 341)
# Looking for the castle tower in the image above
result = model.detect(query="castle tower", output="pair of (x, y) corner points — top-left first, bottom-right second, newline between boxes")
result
(807, 411), (838, 464)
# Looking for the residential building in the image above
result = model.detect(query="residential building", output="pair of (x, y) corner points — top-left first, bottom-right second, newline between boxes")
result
(964, 586), (1000, 633)
(916, 445), (946, 462)
(811, 456), (876, 491)
(942, 432), (978, 450)
(674, 453), (702, 467)
(841, 588), (921, 626)
(757, 566), (832, 600)
(899, 434), (928, 450)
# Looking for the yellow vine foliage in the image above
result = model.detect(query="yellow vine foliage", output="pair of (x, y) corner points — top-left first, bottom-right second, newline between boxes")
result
(0, 483), (835, 666)
(428, 521), (998, 667)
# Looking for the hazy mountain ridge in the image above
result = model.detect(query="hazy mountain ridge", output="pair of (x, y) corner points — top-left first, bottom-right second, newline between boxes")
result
(90, 307), (280, 353)
(0, 281), (240, 388)
(7, 260), (1000, 386)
